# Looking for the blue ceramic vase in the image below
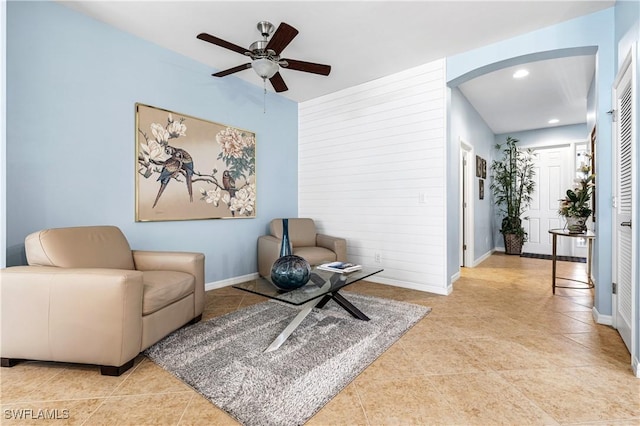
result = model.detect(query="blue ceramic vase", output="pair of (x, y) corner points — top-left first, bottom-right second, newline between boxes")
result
(270, 219), (311, 290)
(279, 218), (292, 257)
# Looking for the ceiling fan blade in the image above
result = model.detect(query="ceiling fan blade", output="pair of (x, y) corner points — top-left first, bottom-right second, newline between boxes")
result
(197, 32), (248, 56)
(269, 72), (288, 92)
(266, 23), (299, 55)
(282, 59), (331, 76)
(213, 63), (252, 77)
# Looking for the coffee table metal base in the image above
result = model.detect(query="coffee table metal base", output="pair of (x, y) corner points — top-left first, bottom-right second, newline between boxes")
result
(264, 291), (369, 353)
(316, 293), (370, 321)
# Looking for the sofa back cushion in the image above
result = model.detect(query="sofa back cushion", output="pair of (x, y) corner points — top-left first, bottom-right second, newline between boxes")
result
(269, 218), (317, 247)
(25, 226), (135, 270)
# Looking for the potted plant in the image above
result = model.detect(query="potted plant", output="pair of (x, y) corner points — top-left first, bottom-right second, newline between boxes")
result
(558, 155), (594, 233)
(490, 136), (536, 255)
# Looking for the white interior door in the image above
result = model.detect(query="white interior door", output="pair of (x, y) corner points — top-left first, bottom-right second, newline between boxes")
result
(459, 141), (474, 267)
(459, 150), (466, 267)
(612, 49), (636, 356)
(523, 146), (571, 256)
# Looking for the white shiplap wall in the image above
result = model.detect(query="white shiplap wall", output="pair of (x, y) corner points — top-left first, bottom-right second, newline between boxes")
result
(298, 59), (449, 295)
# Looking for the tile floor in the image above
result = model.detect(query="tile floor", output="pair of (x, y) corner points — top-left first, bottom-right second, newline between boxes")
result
(2, 254), (638, 425)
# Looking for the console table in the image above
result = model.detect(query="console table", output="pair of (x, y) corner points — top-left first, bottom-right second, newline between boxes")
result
(548, 229), (595, 294)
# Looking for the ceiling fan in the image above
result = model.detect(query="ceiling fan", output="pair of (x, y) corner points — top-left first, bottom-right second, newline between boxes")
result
(197, 21), (331, 93)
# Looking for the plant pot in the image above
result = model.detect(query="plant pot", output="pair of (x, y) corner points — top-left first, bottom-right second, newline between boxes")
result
(566, 216), (588, 234)
(503, 233), (524, 255)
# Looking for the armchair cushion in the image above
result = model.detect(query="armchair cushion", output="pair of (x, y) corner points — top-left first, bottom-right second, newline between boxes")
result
(293, 246), (338, 266)
(142, 271), (195, 315)
(132, 250), (205, 316)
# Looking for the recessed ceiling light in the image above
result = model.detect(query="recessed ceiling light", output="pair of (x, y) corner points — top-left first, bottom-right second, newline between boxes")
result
(548, 118), (559, 124)
(513, 69), (529, 79)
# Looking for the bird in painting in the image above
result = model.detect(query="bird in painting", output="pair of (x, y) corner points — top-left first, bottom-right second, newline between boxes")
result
(222, 170), (236, 198)
(152, 147), (183, 209)
(172, 147), (194, 202)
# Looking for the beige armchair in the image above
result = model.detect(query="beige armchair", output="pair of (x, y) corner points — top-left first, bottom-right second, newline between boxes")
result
(258, 218), (347, 278)
(0, 225), (204, 376)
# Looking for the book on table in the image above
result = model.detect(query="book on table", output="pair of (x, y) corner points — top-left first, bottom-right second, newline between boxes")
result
(317, 262), (363, 273)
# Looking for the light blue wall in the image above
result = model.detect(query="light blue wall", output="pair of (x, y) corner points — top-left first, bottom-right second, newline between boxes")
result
(6, 1), (299, 284)
(446, 8), (615, 316)
(448, 87), (495, 279)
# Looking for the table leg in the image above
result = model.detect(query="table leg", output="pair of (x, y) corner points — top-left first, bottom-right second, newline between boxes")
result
(587, 238), (593, 286)
(264, 291), (370, 352)
(331, 292), (370, 321)
(552, 233), (557, 294)
(264, 298), (320, 353)
(315, 292), (369, 320)
(314, 294), (332, 309)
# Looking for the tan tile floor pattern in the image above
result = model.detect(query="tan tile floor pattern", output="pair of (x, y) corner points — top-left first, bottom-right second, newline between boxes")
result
(1, 254), (638, 425)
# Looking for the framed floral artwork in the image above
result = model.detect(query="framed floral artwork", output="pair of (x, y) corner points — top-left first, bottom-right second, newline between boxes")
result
(135, 103), (256, 221)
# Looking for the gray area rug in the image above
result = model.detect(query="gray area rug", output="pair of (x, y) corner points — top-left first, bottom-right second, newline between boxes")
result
(145, 292), (430, 426)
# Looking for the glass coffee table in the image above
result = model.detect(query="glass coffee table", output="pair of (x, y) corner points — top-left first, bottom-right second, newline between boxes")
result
(233, 266), (383, 352)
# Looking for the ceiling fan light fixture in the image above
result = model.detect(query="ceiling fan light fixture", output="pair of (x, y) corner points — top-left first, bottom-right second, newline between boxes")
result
(252, 58), (278, 79)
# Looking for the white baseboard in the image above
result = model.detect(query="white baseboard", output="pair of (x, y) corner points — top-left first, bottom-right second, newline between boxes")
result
(205, 272), (259, 291)
(451, 271), (461, 283)
(473, 249), (495, 267)
(591, 306), (613, 326)
(366, 275), (451, 295)
(206, 272), (451, 296)
(633, 356), (640, 378)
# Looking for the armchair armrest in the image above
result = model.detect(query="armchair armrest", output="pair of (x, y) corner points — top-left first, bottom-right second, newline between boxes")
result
(132, 251), (205, 316)
(0, 266), (144, 367)
(316, 234), (347, 262)
(257, 235), (281, 278)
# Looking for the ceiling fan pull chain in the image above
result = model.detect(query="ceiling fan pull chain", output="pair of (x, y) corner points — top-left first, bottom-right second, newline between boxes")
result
(263, 79), (267, 114)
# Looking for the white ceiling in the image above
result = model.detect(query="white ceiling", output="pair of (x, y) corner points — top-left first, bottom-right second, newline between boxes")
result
(458, 54), (596, 134)
(59, 0), (612, 133)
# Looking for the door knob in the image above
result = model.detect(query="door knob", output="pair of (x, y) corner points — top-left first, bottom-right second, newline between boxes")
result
(621, 221), (632, 228)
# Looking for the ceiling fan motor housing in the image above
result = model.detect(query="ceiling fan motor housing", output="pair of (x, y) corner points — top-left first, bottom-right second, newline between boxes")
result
(249, 40), (269, 56)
